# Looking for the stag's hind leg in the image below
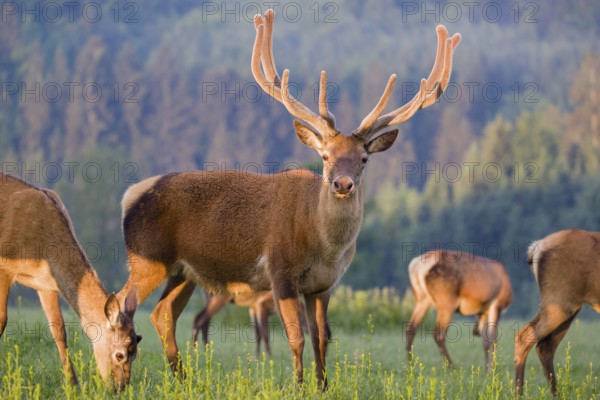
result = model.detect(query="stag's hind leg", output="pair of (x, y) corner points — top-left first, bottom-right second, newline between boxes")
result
(249, 306), (272, 356)
(433, 306), (455, 367)
(255, 301), (272, 357)
(118, 252), (170, 305)
(191, 294), (229, 346)
(38, 290), (77, 385)
(514, 306), (578, 395)
(535, 311), (579, 396)
(405, 297), (431, 361)
(248, 307), (260, 354)
(150, 273), (195, 373)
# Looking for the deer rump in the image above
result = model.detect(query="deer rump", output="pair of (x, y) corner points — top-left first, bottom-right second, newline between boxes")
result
(409, 250), (510, 316)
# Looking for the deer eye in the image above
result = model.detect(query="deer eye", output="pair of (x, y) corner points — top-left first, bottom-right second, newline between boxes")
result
(322, 154), (329, 162)
(115, 352), (125, 362)
(361, 157), (368, 164)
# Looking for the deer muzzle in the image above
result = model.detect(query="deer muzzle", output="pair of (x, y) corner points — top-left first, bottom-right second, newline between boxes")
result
(333, 176), (355, 197)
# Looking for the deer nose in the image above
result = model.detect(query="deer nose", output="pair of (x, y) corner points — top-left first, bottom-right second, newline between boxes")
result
(333, 177), (355, 195)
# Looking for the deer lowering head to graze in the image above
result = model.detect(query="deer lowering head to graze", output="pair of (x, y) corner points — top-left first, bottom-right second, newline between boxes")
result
(0, 173), (141, 390)
(117, 10), (460, 386)
(192, 291), (277, 356)
(406, 250), (512, 371)
(515, 229), (600, 396)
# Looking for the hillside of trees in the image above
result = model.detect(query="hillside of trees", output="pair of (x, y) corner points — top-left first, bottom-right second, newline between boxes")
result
(1, 0), (599, 316)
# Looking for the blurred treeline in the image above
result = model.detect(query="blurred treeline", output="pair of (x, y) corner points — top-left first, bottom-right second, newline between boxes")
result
(1, 1), (599, 316)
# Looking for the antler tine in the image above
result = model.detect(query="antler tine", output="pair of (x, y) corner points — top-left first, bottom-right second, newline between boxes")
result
(261, 9), (281, 86)
(251, 10), (336, 137)
(387, 79), (429, 125)
(281, 69), (331, 134)
(358, 25), (461, 138)
(251, 15), (282, 101)
(381, 25), (449, 119)
(355, 74), (398, 135)
(354, 26), (448, 138)
(421, 33), (461, 108)
(319, 71), (336, 128)
(386, 35), (457, 124)
(424, 25), (449, 92)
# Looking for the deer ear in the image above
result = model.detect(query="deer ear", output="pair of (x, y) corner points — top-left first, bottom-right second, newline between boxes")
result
(293, 120), (323, 150)
(104, 294), (121, 326)
(124, 286), (139, 320)
(366, 129), (398, 154)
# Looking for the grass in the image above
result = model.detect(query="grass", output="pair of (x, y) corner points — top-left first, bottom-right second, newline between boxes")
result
(0, 300), (598, 399)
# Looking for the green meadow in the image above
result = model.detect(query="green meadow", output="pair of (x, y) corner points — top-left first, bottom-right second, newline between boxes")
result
(0, 288), (597, 399)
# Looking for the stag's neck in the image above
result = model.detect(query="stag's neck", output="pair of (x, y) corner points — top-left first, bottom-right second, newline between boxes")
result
(316, 184), (364, 251)
(52, 254), (108, 333)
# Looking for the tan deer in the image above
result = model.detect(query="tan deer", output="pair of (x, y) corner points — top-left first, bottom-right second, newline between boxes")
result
(0, 173), (141, 390)
(192, 291), (276, 355)
(117, 10), (460, 386)
(515, 229), (600, 396)
(406, 250), (512, 371)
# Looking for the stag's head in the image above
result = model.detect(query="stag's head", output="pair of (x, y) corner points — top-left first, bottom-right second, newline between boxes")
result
(93, 288), (141, 391)
(252, 10), (461, 198)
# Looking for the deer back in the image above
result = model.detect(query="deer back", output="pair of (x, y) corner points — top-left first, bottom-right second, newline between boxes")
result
(0, 174), (91, 297)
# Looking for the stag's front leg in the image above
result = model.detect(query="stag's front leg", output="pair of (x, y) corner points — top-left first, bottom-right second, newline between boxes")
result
(38, 290), (77, 385)
(150, 274), (195, 373)
(273, 280), (304, 384)
(304, 291), (331, 389)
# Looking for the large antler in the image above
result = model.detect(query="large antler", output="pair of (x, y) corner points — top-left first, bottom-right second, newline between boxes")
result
(252, 10), (337, 137)
(353, 25), (461, 140)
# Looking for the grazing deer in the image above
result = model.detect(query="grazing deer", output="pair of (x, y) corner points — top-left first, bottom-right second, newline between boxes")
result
(0, 173), (141, 390)
(515, 229), (600, 396)
(192, 291), (276, 356)
(117, 10), (460, 386)
(406, 250), (512, 371)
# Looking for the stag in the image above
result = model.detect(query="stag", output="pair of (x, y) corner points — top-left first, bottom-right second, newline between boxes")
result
(192, 291), (276, 355)
(117, 10), (460, 386)
(406, 250), (512, 371)
(0, 173), (141, 390)
(515, 229), (600, 396)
